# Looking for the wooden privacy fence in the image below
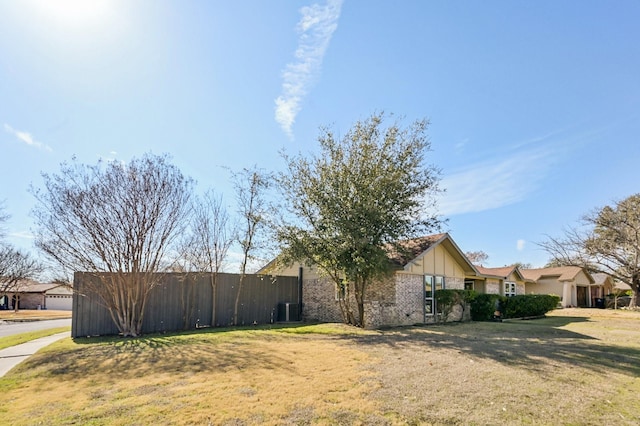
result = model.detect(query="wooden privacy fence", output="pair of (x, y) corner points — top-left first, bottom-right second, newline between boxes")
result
(72, 272), (301, 338)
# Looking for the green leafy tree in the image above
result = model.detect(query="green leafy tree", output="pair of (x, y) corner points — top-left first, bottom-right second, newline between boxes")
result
(31, 154), (193, 336)
(276, 112), (443, 326)
(540, 194), (640, 308)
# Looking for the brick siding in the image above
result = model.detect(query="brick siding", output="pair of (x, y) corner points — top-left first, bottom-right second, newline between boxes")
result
(302, 272), (470, 328)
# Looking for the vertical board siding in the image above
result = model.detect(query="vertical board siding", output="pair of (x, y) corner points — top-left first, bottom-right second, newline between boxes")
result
(72, 272), (300, 337)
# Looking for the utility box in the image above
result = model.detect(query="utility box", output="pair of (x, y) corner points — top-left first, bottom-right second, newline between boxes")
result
(277, 303), (300, 322)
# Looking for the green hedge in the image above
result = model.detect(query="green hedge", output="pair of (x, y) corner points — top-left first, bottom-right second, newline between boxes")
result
(470, 293), (505, 321)
(503, 294), (560, 318)
(470, 293), (560, 321)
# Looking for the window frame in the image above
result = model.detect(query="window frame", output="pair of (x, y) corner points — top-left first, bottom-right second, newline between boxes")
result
(504, 281), (516, 297)
(425, 275), (446, 317)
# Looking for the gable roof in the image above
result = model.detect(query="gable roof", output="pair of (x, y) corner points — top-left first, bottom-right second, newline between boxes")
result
(392, 233), (478, 275)
(521, 266), (595, 284)
(259, 233), (479, 276)
(591, 273), (613, 286)
(386, 233), (447, 266)
(613, 281), (632, 291)
(5, 280), (72, 294)
(476, 266), (528, 282)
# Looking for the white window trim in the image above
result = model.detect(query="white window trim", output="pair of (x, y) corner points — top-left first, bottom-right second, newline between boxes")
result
(425, 275), (446, 316)
(505, 281), (516, 297)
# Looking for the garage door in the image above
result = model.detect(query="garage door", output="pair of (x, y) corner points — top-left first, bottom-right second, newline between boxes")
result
(46, 295), (73, 311)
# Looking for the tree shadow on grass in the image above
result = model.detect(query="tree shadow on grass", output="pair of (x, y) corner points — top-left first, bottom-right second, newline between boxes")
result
(341, 316), (640, 377)
(23, 330), (302, 380)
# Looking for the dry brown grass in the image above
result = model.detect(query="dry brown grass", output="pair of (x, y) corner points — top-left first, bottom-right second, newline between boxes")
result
(362, 308), (640, 425)
(1, 310), (640, 425)
(0, 309), (72, 320)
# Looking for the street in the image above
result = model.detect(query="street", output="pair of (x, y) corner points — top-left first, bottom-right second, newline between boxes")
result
(0, 318), (72, 338)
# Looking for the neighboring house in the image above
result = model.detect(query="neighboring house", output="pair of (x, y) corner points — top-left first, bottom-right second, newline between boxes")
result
(612, 280), (632, 294)
(0, 280), (73, 311)
(608, 280), (633, 308)
(521, 267), (595, 308)
(469, 266), (531, 297)
(260, 233), (479, 328)
(591, 273), (614, 300)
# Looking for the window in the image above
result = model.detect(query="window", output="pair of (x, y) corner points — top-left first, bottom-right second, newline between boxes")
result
(505, 282), (516, 297)
(425, 275), (445, 316)
(464, 280), (474, 291)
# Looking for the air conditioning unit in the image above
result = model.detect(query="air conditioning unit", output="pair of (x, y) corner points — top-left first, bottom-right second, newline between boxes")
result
(277, 302), (300, 322)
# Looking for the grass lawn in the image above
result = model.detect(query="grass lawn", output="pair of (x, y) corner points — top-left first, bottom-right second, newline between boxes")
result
(0, 327), (71, 350)
(1, 309), (639, 425)
(0, 310), (72, 321)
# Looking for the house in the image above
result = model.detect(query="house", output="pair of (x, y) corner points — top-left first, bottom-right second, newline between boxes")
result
(260, 233), (479, 328)
(468, 266), (531, 297)
(261, 234), (621, 327)
(0, 280), (73, 311)
(521, 266), (595, 308)
(588, 273), (615, 308)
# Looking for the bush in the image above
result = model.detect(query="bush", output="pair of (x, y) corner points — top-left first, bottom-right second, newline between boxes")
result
(435, 289), (475, 322)
(503, 294), (559, 318)
(470, 294), (560, 321)
(470, 293), (506, 321)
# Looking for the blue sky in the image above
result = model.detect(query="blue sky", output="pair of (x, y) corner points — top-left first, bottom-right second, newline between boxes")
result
(1, 0), (639, 269)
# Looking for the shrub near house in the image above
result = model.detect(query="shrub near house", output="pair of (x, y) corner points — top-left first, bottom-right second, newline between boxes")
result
(470, 293), (560, 321)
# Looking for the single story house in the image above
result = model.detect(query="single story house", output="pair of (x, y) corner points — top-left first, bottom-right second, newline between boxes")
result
(261, 233), (619, 327)
(521, 266), (595, 308)
(0, 280), (73, 311)
(260, 233), (479, 327)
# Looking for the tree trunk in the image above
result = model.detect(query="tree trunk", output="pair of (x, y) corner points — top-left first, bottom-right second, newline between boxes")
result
(181, 274), (196, 330)
(336, 280), (356, 326)
(233, 274), (244, 325)
(210, 272), (217, 327)
(630, 273), (640, 309)
(354, 278), (366, 328)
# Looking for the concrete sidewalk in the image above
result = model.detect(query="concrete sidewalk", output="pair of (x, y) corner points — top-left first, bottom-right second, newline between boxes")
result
(0, 332), (70, 377)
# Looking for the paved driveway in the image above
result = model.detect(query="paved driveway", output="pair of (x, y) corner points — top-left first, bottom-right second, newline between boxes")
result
(0, 318), (72, 338)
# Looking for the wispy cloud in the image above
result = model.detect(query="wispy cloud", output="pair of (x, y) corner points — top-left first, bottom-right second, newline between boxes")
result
(3, 123), (52, 152)
(9, 231), (34, 240)
(516, 239), (526, 251)
(275, 0), (344, 138)
(437, 145), (556, 216)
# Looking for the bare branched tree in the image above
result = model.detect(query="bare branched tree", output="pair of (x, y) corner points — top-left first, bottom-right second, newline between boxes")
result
(186, 189), (234, 326)
(0, 247), (42, 311)
(232, 167), (271, 325)
(0, 201), (8, 239)
(465, 250), (489, 266)
(539, 194), (640, 308)
(31, 154), (193, 336)
(0, 204), (41, 311)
